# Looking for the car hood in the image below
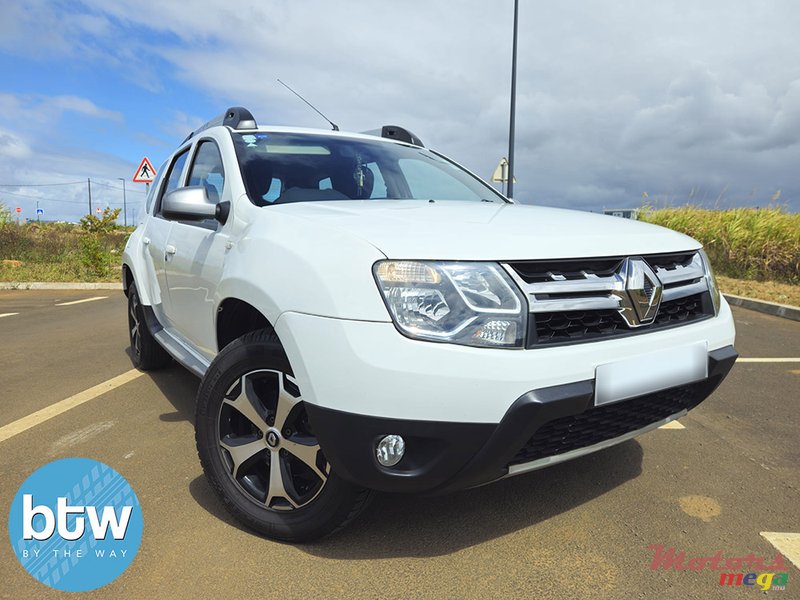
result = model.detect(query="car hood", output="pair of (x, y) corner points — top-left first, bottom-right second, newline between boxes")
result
(267, 200), (700, 260)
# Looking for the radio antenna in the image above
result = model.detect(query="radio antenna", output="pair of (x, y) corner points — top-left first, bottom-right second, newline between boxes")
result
(277, 79), (339, 131)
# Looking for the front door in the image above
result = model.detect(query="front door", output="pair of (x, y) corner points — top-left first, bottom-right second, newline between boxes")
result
(163, 139), (229, 360)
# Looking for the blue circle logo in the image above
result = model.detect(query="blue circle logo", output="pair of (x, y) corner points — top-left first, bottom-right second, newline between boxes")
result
(7, 458), (143, 592)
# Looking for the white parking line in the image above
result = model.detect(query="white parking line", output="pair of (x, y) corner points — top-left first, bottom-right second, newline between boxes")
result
(55, 296), (108, 306)
(0, 369), (143, 444)
(760, 532), (800, 570)
(0, 312), (19, 318)
(738, 358), (800, 363)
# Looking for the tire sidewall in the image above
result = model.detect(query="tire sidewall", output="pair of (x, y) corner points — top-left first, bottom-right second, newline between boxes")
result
(127, 284), (143, 368)
(195, 331), (361, 542)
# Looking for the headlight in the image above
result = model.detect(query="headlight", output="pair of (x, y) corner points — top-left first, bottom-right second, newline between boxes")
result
(698, 249), (721, 315)
(374, 260), (527, 348)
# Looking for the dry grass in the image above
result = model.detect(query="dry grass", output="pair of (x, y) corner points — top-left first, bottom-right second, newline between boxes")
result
(717, 275), (800, 307)
(2, 209), (798, 307)
(640, 205), (800, 284)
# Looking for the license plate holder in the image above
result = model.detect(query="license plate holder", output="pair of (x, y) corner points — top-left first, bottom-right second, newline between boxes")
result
(594, 342), (708, 406)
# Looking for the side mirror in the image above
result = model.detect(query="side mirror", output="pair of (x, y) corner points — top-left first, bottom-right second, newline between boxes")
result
(162, 186), (230, 225)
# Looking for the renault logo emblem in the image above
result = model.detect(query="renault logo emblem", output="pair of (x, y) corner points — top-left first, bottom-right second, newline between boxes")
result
(266, 431), (280, 448)
(614, 257), (663, 327)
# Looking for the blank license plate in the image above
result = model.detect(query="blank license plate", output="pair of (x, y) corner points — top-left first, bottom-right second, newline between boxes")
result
(594, 342), (708, 406)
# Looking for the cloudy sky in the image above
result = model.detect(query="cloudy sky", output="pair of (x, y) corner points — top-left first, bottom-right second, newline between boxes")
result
(1, 0), (798, 222)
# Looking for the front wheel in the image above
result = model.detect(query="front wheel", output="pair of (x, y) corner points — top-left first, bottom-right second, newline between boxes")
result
(195, 329), (371, 542)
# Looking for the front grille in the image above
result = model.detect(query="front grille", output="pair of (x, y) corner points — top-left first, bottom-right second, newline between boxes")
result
(505, 251), (715, 346)
(653, 293), (705, 325)
(509, 384), (702, 466)
(534, 309), (620, 342)
(645, 252), (697, 271)
(533, 292), (709, 344)
(511, 258), (622, 284)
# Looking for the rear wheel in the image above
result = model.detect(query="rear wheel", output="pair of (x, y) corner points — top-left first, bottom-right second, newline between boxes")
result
(195, 329), (371, 542)
(127, 283), (171, 370)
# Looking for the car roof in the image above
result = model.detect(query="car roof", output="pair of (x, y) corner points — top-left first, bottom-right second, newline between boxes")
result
(183, 107), (425, 148)
(216, 125), (413, 147)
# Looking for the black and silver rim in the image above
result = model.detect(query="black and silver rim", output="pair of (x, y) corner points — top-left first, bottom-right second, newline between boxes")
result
(216, 369), (329, 511)
(128, 293), (141, 358)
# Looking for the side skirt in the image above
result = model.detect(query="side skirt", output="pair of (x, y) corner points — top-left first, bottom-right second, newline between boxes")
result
(142, 304), (209, 378)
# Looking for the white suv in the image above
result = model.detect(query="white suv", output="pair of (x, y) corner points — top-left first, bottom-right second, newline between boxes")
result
(123, 107), (737, 541)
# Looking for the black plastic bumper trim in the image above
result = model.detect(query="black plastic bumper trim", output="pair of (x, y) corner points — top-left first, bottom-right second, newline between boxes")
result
(306, 345), (737, 494)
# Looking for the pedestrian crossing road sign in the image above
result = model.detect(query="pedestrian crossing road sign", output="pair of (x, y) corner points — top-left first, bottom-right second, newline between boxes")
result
(133, 157), (156, 183)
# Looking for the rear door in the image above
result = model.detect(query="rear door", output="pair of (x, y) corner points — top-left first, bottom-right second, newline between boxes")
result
(140, 149), (190, 327)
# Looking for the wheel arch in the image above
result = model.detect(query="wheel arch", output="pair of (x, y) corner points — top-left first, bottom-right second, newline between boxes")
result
(122, 263), (134, 297)
(216, 297), (276, 353)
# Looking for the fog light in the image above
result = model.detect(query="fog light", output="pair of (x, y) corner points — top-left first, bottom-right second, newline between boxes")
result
(376, 435), (405, 467)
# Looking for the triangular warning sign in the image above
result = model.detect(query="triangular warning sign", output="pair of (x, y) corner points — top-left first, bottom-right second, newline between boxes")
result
(132, 157), (156, 183)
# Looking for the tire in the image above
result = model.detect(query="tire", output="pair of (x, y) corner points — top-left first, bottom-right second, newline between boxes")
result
(195, 329), (371, 542)
(127, 282), (172, 371)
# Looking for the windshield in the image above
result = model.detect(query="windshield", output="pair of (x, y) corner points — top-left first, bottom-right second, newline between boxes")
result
(232, 132), (506, 205)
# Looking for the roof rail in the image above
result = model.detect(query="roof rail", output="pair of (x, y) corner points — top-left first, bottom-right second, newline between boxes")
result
(362, 125), (424, 147)
(183, 107), (257, 143)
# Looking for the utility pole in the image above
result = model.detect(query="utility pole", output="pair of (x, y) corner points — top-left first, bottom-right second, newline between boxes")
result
(87, 178), (93, 216)
(36, 200), (40, 223)
(118, 177), (128, 226)
(507, 0), (519, 200)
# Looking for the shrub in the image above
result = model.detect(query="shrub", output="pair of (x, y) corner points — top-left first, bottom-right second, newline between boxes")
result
(78, 208), (122, 278)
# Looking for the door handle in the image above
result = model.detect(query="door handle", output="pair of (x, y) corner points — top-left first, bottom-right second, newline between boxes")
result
(143, 237), (150, 245)
(165, 245), (177, 255)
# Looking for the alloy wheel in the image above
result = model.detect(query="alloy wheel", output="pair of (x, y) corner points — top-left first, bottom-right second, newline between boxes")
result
(128, 293), (141, 358)
(216, 369), (328, 511)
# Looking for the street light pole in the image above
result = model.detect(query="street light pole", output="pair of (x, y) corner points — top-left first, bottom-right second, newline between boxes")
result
(507, 0), (519, 200)
(118, 177), (127, 226)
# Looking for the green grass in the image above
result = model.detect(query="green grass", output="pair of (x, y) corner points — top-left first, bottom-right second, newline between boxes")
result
(2, 206), (799, 308)
(639, 205), (800, 284)
(0, 222), (130, 282)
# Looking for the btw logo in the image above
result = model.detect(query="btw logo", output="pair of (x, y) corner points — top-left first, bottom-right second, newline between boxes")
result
(8, 458), (143, 593)
(23, 495), (133, 541)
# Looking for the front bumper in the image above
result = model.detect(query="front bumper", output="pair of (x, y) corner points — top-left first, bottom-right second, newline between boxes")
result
(275, 298), (736, 423)
(305, 345), (737, 494)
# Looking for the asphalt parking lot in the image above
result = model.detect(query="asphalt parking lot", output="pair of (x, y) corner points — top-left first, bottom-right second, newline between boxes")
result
(0, 289), (798, 599)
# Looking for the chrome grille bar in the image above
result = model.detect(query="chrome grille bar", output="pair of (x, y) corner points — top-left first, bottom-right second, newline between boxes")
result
(504, 250), (709, 314)
(662, 279), (708, 302)
(527, 296), (623, 313)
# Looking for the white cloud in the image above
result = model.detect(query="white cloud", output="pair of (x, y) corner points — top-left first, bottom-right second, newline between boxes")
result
(2, 0), (799, 213)
(0, 128), (31, 159)
(0, 92), (122, 125)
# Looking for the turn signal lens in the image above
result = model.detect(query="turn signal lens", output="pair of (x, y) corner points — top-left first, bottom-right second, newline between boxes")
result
(375, 261), (441, 284)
